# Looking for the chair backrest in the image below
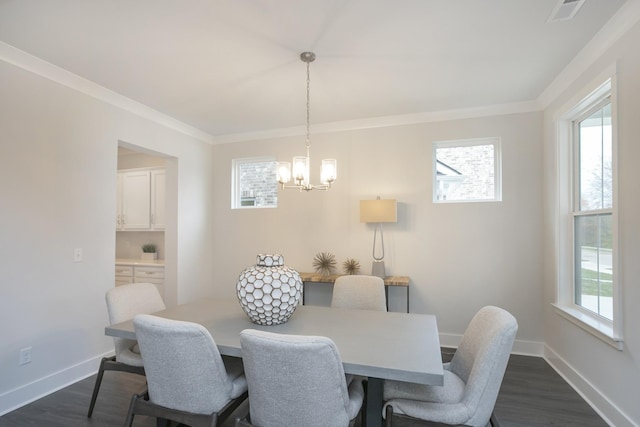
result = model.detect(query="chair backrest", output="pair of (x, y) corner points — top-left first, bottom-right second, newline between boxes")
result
(240, 329), (353, 427)
(448, 306), (518, 426)
(331, 275), (387, 311)
(133, 314), (237, 414)
(105, 283), (166, 361)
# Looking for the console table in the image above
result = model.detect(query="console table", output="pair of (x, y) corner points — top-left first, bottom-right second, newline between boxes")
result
(298, 273), (410, 313)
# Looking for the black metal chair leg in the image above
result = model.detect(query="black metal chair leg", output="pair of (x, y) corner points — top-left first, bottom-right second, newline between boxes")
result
(124, 392), (140, 427)
(385, 405), (393, 427)
(490, 411), (500, 427)
(87, 356), (113, 417)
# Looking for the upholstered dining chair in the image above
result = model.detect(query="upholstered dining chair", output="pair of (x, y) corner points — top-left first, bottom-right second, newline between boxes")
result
(383, 306), (518, 427)
(87, 282), (166, 417)
(331, 274), (387, 311)
(124, 314), (248, 427)
(235, 329), (365, 427)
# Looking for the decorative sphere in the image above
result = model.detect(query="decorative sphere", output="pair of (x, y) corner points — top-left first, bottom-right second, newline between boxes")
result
(236, 254), (302, 325)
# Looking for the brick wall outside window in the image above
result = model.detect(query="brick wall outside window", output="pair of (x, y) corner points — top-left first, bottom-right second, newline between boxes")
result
(237, 160), (278, 207)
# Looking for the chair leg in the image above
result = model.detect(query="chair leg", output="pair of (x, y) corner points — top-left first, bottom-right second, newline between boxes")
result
(124, 392), (140, 427)
(490, 411), (500, 427)
(87, 356), (114, 417)
(385, 405), (393, 427)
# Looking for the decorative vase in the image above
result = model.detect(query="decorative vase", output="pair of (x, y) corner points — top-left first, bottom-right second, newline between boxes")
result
(236, 254), (302, 326)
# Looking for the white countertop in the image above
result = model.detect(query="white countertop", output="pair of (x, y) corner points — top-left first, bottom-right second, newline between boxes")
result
(115, 258), (165, 267)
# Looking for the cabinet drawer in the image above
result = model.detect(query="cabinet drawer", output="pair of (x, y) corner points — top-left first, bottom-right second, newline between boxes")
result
(135, 277), (164, 286)
(115, 266), (134, 277)
(115, 278), (133, 286)
(134, 266), (164, 279)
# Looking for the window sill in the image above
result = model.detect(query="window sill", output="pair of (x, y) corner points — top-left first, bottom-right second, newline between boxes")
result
(552, 304), (623, 350)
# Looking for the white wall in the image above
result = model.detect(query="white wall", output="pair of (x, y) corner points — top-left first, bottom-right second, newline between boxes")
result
(211, 111), (544, 349)
(0, 58), (215, 413)
(542, 20), (640, 427)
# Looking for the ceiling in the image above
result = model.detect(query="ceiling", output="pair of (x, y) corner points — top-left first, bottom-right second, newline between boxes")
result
(0, 0), (630, 142)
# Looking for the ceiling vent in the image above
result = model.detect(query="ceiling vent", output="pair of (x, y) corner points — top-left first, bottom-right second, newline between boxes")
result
(548, 0), (586, 22)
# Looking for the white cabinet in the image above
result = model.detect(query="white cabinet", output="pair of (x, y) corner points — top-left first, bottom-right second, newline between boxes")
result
(150, 169), (165, 230)
(116, 168), (164, 231)
(115, 263), (165, 299)
(115, 265), (133, 286)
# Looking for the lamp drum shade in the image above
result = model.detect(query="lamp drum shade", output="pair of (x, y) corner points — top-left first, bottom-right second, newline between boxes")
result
(360, 199), (397, 223)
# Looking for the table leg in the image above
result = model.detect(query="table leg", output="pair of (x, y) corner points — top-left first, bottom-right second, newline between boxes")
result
(302, 281), (306, 305)
(406, 286), (409, 313)
(366, 377), (383, 427)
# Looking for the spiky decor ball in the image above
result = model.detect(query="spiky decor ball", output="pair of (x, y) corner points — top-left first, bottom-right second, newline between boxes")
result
(313, 252), (336, 276)
(343, 258), (361, 275)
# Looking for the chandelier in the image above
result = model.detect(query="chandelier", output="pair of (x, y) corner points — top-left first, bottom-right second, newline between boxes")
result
(276, 52), (337, 191)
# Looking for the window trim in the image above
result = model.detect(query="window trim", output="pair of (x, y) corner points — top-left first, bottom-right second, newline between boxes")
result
(432, 137), (502, 203)
(231, 156), (278, 210)
(553, 71), (622, 349)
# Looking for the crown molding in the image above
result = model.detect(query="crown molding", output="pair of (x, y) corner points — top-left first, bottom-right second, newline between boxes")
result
(9, 0), (637, 149)
(538, 0), (640, 108)
(214, 100), (542, 144)
(0, 42), (215, 144)
(4, 39), (540, 146)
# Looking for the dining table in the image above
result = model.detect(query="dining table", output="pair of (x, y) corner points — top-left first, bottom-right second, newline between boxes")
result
(104, 298), (444, 427)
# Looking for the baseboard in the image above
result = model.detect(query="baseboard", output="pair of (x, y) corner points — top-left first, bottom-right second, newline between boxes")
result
(439, 333), (544, 356)
(543, 344), (635, 427)
(0, 350), (112, 416)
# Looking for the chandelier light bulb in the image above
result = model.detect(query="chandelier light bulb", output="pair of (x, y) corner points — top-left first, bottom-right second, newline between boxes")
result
(276, 162), (292, 184)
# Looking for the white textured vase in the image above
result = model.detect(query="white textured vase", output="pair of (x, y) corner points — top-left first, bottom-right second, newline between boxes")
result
(236, 254), (302, 325)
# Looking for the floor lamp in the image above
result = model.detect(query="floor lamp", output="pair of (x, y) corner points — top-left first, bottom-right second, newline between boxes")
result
(360, 198), (397, 278)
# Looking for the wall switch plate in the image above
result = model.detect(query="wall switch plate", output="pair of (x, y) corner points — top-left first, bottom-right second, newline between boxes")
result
(74, 248), (83, 262)
(19, 347), (32, 365)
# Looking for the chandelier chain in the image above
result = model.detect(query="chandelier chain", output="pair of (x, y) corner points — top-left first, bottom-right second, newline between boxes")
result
(306, 59), (311, 150)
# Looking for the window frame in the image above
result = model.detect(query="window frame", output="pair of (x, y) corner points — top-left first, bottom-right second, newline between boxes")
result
(432, 137), (502, 203)
(231, 156), (278, 210)
(553, 73), (623, 350)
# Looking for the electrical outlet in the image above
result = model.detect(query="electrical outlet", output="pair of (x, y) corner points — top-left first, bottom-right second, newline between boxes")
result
(19, 347), (32, 365)
(74, 248), (83, 262)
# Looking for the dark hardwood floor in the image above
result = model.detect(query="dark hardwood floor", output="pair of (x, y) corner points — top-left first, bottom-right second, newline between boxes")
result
(0, 354), (607, 427)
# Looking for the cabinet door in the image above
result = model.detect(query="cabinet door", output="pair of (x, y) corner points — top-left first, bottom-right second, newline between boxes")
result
(150, 169), (166, 230)
(121, 170), (151, 229)
(116, 173), (123, 229)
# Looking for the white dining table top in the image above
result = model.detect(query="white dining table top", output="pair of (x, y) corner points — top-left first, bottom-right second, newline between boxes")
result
(105, 297), (444, 386)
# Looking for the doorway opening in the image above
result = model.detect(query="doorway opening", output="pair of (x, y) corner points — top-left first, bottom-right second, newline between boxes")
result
(115, 142), (177, 306)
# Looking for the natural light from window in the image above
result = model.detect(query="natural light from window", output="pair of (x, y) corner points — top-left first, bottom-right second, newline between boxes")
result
(574, 103), (613, 320)
(433, 138), (501, 203)
(231, 157), (278, 209)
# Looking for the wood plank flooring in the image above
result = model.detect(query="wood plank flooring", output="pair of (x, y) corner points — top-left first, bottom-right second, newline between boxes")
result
(0, 354), (607, 427)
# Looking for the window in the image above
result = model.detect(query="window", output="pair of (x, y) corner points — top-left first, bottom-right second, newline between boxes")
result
(554, 75), (621, 349)
(573, 101), (613, 320)
(433, 137), (501, 202)
(231, 157), (278, 209)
